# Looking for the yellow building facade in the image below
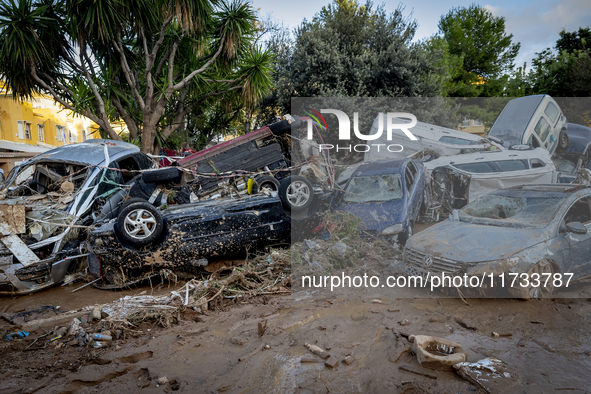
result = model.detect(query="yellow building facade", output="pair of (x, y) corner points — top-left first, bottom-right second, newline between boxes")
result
(0, 90), (98, 172)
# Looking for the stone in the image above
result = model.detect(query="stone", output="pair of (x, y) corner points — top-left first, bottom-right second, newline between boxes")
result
(68, 318), (81, 336)
(343, 356), (355, 365)
(92, 306), (102, 321)
(324, 357), (339, 368)
(412, 335), (467, 371)
(157, 377), (168, 385)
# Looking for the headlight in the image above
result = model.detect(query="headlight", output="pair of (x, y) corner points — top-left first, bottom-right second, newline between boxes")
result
(382, 224), (403, 235)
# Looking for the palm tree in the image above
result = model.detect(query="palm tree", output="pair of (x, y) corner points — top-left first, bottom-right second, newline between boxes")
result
(0, 0), (274, 153)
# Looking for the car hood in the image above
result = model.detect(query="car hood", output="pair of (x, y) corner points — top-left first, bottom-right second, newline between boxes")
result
(406, 220), (549, 264)
(337, 200), (406, 233)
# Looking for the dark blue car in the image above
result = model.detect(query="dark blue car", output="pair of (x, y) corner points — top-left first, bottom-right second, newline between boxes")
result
(335, 158), (426, 244)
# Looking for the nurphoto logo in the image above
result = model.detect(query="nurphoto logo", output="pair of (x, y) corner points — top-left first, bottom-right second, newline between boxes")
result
(304, 108), (418, 153)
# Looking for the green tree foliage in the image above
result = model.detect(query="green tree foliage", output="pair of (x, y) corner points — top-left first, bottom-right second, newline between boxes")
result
(437, 3), (520, 97)
(0, 0), (274, 153)
(266, 0), (446, 115)
(527, 27), (591, 98)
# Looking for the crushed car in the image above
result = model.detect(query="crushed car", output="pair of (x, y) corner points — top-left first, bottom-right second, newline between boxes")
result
(87, 192), (320, 289)
(403, 184), (591, 299)
(333, 158), (425, 244)
(0, 140), (155, 295)
(364, 115), (503, 163)
(424, 147), (558, 211)
(178, 115), (335, 213)
(488, 94), (568, 154)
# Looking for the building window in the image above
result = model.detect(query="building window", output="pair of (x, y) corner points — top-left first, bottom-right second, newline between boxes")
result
(17, 121), (24, 139)
(37, 124), (44, 141)
(24, 123), (32, 140)
(69, 129), (78, 143)
(472, 119), (483, 127)
(461, 119), (470, 127)
(56, 125), (65, 141)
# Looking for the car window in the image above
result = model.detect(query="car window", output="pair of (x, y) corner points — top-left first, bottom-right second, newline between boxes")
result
(405, 168), (414, 189)
(453, 162), (495, 173)
(343, 174), (403, 203)
(408, 161), (417, 178)
(564, 197), (591, 225)
(544, 102), (560, 124)
(534, 117), (551, 142)
(494, 160), (528, 172)
(116, 156), (141, 183)
(439, 136), (473, 145)
(134, 153), (155, 170)
(530, 158), (546, 168)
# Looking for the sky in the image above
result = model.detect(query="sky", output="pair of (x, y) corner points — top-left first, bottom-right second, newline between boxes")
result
(250, 0), (591, 69)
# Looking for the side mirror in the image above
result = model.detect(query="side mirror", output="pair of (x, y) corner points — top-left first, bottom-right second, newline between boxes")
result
(567, 221), (587, 235)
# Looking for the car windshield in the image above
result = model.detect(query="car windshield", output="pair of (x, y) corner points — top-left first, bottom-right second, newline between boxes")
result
(458, 193), (565, 228)
(344, 173), (403, 203)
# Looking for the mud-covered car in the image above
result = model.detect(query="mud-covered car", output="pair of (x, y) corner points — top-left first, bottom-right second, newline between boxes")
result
(87, 193), (314, 289)
(0, 140), (155, 295)
(179, 115), (334, 212)
(334, 158), (425, 244)
(403, 184), (591, 299)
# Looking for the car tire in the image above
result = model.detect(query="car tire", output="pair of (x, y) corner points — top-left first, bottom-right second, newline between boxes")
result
(279, 176), (315, 212)
(251, 175), (280, 194)
(559, 130), (569, 150)
(397, 222), (413, 245)
(117, 199), (164, 246)
(141, 167), (183, 184)
(509, 259), (555, 300)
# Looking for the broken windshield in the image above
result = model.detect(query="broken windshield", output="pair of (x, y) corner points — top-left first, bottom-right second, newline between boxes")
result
(458, 193), (565, 228)
(344, 174), (403, 203)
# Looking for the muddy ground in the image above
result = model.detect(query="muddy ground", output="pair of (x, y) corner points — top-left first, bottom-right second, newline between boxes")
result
(1, 225), (591, 393)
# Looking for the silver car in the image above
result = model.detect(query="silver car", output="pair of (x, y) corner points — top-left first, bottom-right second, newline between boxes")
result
(0, 140), (155, 295)
(403, 184), (591, 298)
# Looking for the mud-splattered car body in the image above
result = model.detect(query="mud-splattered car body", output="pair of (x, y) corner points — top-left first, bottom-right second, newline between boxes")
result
(0, 140), (154, 295)
(403, 184), (591, 296)
(87, 195), (297, 286)
(335, 158), (425, 242)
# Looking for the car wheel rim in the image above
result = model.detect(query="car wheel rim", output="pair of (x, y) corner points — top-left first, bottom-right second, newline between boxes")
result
(124, 208), (157, 239)
(286, 181), (311, 207)
(261, 181), (278, 191)
(561, 134), (568, 145)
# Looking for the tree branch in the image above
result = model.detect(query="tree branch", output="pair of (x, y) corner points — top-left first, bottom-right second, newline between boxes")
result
(171, 37), (225, 90)
(147, 14), (174, 71)
(30, 67), (122, 141)
(113, 32), (146, 110)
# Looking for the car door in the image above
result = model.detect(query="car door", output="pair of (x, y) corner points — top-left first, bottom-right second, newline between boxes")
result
(562, 196), (591, 278)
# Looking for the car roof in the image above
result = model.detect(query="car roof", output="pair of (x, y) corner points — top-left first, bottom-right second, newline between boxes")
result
(352, 158), (409, 177)
(424, 147), (552, 170)
(25, 140), (140, 166)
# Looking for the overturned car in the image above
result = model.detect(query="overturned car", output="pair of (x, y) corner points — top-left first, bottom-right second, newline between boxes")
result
(87, 191), (318, 289)
(0, 140), (155, 295)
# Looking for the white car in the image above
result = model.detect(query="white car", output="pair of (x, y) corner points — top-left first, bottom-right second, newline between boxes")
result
(488, 95), (568, 154)
(424, 148), (557, 210)
(363, 115), (501, 162)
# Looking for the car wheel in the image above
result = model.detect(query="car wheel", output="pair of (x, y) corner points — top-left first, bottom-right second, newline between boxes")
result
(251, 175), (280, 194)
(509, 259), (555, 300)
(279, 175), (315, 211)
(397, 222), (413, 245)
(117, 200), (164, 246)
(559, 130), (569, 150)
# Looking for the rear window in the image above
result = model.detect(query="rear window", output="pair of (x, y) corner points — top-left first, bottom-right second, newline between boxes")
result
(439, 136), (473, 145)
(534, 117), (551, 141)
(494, 160), (528, 172)
(544, 102), (560, 124)
(453, 162), (495, 173)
